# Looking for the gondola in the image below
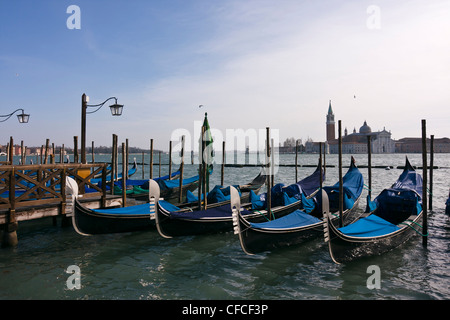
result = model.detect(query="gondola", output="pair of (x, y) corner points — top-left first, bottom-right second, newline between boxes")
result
(68, 177), (174, 235)
(323, 157), (424, 264)
(152, 163), (325, 238)
(237, 170), (267, 194)
(232, 157), (363, 255)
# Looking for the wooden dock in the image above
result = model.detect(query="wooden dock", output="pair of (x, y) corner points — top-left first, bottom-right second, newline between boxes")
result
(0, 163), (122, 247)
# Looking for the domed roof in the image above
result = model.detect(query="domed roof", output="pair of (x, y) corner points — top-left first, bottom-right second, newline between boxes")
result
(359, 121), (372, 134)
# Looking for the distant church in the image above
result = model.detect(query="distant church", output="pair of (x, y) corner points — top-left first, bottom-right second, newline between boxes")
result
(326, 101), (395, 154)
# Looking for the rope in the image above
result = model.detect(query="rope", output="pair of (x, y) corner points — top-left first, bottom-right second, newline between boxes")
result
(254, 210), (270, 221)
(363, 184), (372, 191)
(399, 220), (428, 237)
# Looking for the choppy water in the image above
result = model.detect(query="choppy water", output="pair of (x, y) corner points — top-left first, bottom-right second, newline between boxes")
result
(1, 153), (449, 300)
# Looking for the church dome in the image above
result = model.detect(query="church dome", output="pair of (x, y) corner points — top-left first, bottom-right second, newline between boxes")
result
(359, 121), (372, 134)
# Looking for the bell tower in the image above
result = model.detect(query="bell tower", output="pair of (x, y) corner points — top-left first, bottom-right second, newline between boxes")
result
(326, 100), (335, 142)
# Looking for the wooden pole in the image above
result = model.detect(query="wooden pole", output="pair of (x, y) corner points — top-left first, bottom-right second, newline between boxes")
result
(91, 141), (95, 163)
(338, 120), (343, 228)
(20, 140), (24, 165)
(179, 135), (185, 203)
(8, 137), (13, 164)
(114, 135), (119, 182)
(142, 152), (145, 179)
(3, 165), (18, 247)
(44, 139), (49, 164)
(73, 136), (79, 163)
(122, 142), (126, 207)
(367, 135), (372, 200)
(150, 139), (153, 179)
(101, 163), (107, 207)
(221, 141), (225, 186)
(421, 119), (428, 247)
(169, 141), (172, 179)
(295, 140), (299, 183)
(429, 135), (434, 211)
(266, 127), (271, 219)
(271, 138), (274, 189)
(159, 151), (161, 177)
(126, 139), (129, 179)
(110, 134), (117, 194)
(81, 93), (87, 164)
(7, 136), (14, 165)
(319, 142), (323, 192)
(60, 144), (65, 164)
(319, 142), (323, 189)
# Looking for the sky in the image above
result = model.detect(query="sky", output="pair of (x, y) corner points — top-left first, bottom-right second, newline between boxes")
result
(1, 0), (449, 152)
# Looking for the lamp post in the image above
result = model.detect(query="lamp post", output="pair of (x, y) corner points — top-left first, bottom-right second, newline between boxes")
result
(81, 93), (123, 164)
(0, 108), (30, 123)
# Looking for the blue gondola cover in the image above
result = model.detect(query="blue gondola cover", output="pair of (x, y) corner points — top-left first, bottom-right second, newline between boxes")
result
(338, 214), (400, 237)
(249, 209), (321, 230)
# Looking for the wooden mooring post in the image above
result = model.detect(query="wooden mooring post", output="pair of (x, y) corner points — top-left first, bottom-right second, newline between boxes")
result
(338, 120), (343, 228)
(421, 119), (428, 247)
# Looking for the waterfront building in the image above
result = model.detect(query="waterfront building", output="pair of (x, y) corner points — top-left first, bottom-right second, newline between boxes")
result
(326, 103), (395, 154)
(395, 137), (450, 153)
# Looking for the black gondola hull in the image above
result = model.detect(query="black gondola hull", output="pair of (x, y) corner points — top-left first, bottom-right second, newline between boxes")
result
(73, 199), (155, 235)
(237, 219), (323, 254)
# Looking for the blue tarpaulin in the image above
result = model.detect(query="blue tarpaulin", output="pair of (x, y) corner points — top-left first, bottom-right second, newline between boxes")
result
(185, 185), (241, 204)
(250, 183), (303, 210)
(314, 161), (364, 212)
(338, 214), (400, 237)
(92, 200), (179, 215)
(249, 209), (321, 230)
(296, 165), (324, 197)
(159, 175), (199, 189)
(93, 203), (150, 215)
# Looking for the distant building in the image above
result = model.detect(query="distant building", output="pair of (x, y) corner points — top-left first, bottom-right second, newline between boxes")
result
(326, 103), (395, 154)
(278, 138), (304, 153)
(305, 140), (323, 153)
(326, 100), (336, 142)
(395, 137), (450, 153)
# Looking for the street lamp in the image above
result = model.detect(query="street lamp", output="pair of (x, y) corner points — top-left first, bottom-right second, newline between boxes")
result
(0, 108), (30, 123)
(81, 93), (124, 164)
